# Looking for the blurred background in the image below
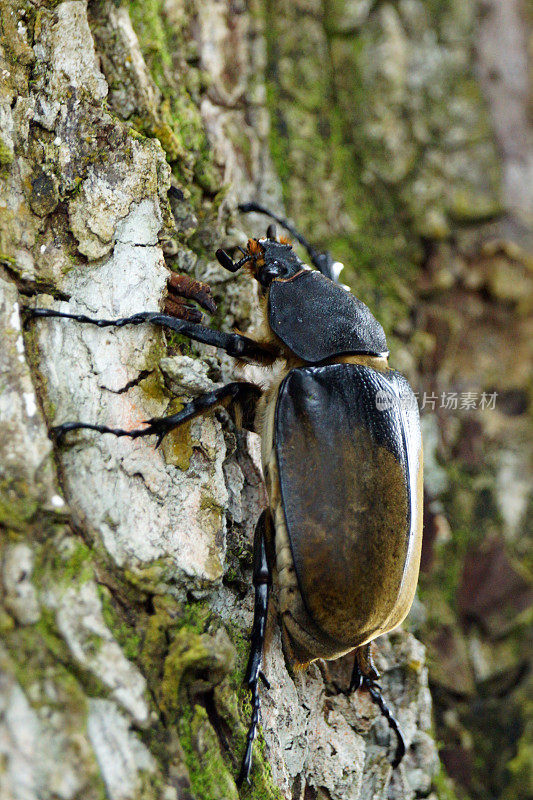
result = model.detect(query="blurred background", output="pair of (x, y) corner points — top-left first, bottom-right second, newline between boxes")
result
(261, 1), (532, 798)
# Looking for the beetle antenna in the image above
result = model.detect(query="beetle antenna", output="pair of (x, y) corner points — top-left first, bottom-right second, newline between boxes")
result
(239, 202), (315, 255)
(239, 201), (341, 283)
(215, 249), (249, 273)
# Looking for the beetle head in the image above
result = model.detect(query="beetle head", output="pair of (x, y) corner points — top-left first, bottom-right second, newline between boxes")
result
(216, 229), (305, 291)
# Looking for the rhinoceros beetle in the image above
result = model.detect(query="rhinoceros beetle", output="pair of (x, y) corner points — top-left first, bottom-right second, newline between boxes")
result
(27, 201), (423, 785)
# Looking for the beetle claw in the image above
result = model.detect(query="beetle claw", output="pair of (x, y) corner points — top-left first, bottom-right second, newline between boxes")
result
(51, 424), (69, 444)
(141, 418), (169, 448)
(391, 729), (406, 769)
(236, 745), (253, 787)
(259, 670), (270, 690)
(236, 712), (257, 787)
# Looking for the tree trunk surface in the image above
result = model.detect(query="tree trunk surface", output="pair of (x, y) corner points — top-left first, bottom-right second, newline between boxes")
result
(0, 2), (531, 800)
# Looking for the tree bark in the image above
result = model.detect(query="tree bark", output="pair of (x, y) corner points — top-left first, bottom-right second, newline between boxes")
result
(1, 2), (530, 800)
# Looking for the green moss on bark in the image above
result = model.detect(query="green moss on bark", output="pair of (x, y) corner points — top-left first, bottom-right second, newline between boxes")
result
(128, 0), (220, 192)
(263, 0), (500, 341)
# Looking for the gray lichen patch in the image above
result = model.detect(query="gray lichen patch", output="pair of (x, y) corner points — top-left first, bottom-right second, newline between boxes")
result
(87, 698), (156, 800)
(0, 276), (58, 522)
(159, 355), (217, 396)
(2, 543), (40, 626)
(51, 580), (149, 725)
(68, 138), (169, 259)
(37, 1), (108, 103)
(0, 649), (103, 800)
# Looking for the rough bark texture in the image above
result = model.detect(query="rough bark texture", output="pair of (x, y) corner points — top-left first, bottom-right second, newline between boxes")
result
(0, 2), (530, 800)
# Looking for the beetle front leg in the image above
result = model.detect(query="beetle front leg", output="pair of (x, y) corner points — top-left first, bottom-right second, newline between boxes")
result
(237, 510), (272, 787)
(163, 273), (216, 321)
(25, 308), (277, 365)
(350, 643), (406, 768)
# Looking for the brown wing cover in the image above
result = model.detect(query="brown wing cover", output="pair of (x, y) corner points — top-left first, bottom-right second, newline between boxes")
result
(275, 364), (422, 649)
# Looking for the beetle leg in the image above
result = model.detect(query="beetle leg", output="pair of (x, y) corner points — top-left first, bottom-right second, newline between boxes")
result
(350, 644), (406, 768)
(349, 642), (379, 691)
(362, 679), (406, 768)
(238, 201), (342, 283)
(52, 382), (261, 446)
(164, 273), (216, 319)
(237, 510), (272, 787)
(349, 656), (363, 693)
(25, 308), (277, 364)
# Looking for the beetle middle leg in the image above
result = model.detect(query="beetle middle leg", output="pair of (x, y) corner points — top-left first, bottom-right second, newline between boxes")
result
(237, 509), (273, 786)
(350, 643), (406, 768)
(51, 382), (262, 446)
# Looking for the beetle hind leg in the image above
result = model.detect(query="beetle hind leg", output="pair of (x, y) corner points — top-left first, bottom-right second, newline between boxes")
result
(350, 644), (406, 769)
(349, 642), (379, 691)
(237, 510), (272, 787)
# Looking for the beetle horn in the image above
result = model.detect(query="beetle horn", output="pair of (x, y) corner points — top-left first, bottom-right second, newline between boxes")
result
(267, 223), (277, 240)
